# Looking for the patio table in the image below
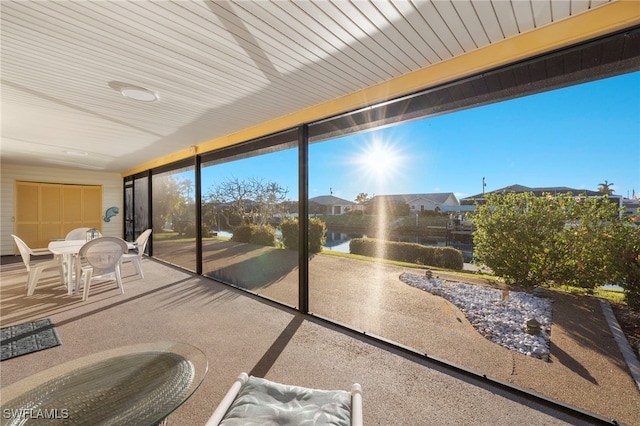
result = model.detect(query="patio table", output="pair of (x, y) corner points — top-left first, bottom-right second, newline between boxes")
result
(48, 239), (135, 295)
(0, 341), (208, 426)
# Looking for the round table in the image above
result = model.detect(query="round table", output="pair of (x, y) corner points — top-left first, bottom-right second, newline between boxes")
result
(0, 341), (208, 425)
(48, 239), (136, 295)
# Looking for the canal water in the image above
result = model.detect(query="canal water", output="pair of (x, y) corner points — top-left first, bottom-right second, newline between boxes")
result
(214, 229), (474, 261)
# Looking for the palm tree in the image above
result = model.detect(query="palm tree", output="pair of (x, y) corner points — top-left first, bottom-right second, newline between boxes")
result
(355, 193), (370, 204)
(597, 180), (615, 195)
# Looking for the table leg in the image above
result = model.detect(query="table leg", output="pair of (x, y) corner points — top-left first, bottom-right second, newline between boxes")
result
(63, 254), (74, 295)
(62, 253), (80, 295)
(74, 254), (82, 295)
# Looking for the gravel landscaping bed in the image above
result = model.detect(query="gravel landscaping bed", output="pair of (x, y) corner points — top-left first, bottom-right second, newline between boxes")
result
(400, 272), (553, 361)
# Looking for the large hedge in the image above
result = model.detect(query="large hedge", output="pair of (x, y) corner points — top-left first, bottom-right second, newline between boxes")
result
(612, 217), (640, 309)
(230, 224), (277, 246)
(473, 192), (639, 296)
(349, 238), (464, 270)
(280, 217), (326, 253)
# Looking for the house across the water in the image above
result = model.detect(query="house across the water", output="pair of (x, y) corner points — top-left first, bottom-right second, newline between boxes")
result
(309, 195), (355, 215)
(367, 193), (459, 215)
(463, 184), (607, 204)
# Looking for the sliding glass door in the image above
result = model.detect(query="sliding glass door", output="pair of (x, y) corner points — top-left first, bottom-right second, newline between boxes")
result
(151, 165), (197, 272)
(200, 131), (299, 308)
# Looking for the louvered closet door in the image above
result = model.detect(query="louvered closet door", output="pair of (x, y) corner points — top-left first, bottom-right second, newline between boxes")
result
(38, 183), (63, 247)
(15, 182), (102, 250)
(15, 182), (41, 249)
(62, 185), (83, 237)
(82, 186), (103, 230)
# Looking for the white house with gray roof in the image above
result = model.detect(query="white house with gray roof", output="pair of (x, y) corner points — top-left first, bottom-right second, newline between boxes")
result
(369, 193), (459, 214)
(309, 195), (355, 215)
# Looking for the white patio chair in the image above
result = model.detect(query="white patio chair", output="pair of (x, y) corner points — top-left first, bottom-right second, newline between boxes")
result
(11, 234), (65, 296)
(65, 227), (102, 241)
(121, 229), (152, 279)
(77, 237), (128, 301)
(206, 372), (362, 426)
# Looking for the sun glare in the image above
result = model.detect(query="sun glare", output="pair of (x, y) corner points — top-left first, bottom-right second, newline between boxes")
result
(354, 137), (404, 182)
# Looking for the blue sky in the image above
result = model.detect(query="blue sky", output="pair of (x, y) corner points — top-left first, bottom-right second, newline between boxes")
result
(200, 71), (639, 202)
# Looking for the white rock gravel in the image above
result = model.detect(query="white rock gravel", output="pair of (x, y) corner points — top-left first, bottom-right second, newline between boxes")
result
(399, 272), (553, 361)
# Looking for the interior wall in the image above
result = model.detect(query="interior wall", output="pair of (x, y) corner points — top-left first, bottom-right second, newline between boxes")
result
(1, 164), (122, 256)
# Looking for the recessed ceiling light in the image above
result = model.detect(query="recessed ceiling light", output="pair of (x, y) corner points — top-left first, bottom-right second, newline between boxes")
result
(120, 87), (158, 102)
(108, 81), (158, 102)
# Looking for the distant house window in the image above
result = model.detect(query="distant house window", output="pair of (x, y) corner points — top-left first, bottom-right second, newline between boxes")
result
(421, 205), (425, 212)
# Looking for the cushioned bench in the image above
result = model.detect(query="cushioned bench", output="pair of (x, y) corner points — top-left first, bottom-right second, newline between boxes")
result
(206, 372), (362, 426)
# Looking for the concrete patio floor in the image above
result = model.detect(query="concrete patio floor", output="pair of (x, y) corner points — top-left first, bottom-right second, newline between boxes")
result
(1, 253), (638, 425)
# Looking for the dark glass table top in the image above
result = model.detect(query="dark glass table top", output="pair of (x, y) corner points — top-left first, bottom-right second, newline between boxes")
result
(0, 341), (208, 425)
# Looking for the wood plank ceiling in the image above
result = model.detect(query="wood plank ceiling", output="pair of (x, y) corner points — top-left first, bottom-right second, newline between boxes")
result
(0, 0), (634, 174)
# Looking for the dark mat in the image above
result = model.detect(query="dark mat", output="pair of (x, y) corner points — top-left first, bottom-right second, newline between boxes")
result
(1, 318), (61, 361)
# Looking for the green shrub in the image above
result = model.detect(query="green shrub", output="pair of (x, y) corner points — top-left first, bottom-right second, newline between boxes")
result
(231, 224), (253, 243)
(279, 217), (326, 253)
(436, 247), (465, 270)
(250, 224), (277, 247)
(473, 192), (634, 290)
(349, 238), (463, 270)
(615, 221), (640, 310)
(182, 223), (213, 238)
(231, 224), (277, 246)
(623, 255), (640, 310)
(309, 217), (327, 253)
(183, 223), (196, 238)
(393, 242), (425, 264)
(280, 218), (298, 250)
(349, 238), (376, 257)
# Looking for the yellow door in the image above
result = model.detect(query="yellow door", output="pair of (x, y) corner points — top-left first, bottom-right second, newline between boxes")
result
(83, 186), (103, 231)
(62, 185), (83, 236)
(15, 182), (40, 249)
(15, 182), (103, 250)
(39, 183), (63, 247)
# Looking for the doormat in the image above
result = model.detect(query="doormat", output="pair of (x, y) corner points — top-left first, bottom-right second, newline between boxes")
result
(1, 318), (61, 361)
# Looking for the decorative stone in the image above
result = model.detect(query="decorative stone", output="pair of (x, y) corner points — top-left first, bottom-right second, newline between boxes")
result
(399, 272), (553, 361)
(525, 318), (542, 335)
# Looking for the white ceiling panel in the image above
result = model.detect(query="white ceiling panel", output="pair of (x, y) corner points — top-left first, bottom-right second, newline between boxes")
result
(571, 0), (592, 14)
(531, 1), (553, 27)
(392, 1), (448, 62)
(470, 1), (505, 43)
(551, 0), (571, 20)
(451, 1), (491, 47)
(413, 1), (464, 57)
(0, 0), (619, 173)
(432, 0), (479, 51)
(512, 1), (536, 32)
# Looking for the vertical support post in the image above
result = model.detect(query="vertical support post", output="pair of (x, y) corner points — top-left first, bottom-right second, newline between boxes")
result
(146, 170), (153, 257)
(123, 178), (131, 241)
(195, 155), (203, 275)
(298, 124), (309, 313)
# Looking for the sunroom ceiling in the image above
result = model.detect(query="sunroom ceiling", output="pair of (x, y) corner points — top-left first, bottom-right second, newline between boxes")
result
(0, 0), (634, 174)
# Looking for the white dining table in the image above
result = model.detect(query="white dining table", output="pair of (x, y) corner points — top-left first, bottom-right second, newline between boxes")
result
(48, 239), (135, 295)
